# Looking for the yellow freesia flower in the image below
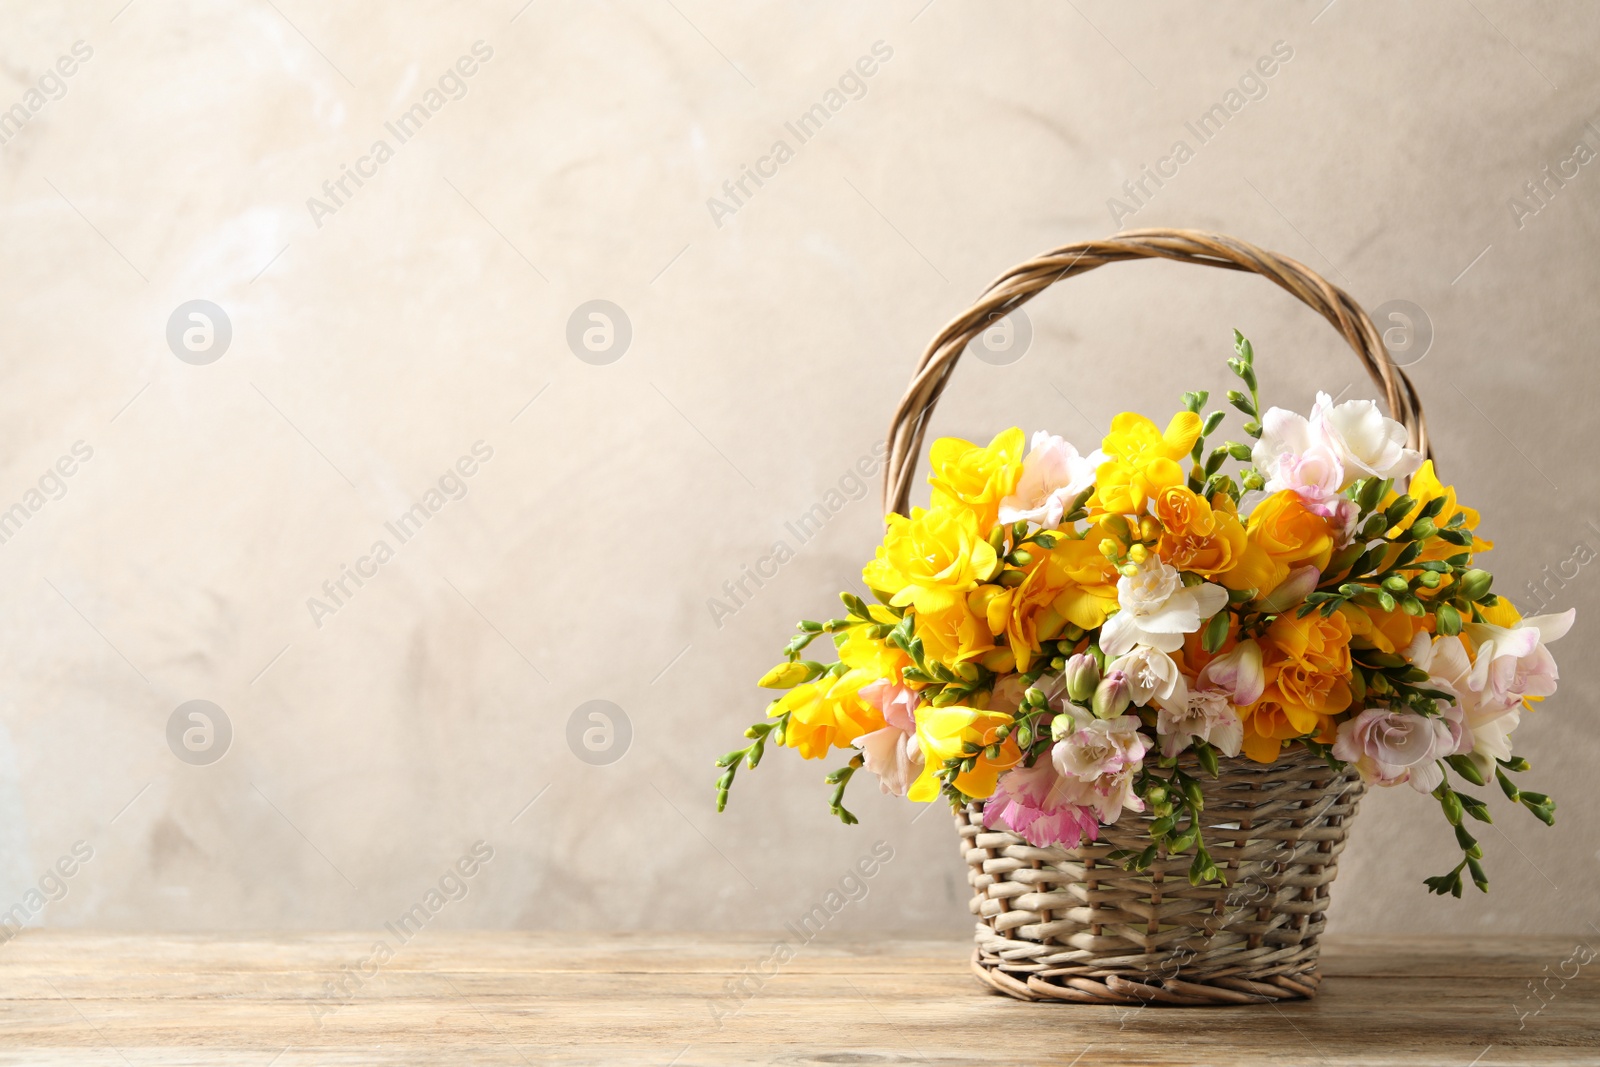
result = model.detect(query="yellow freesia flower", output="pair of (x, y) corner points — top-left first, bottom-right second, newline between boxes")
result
(1045, 523), (1125, 630)
(837, 626), (912, 682)
(981, 551), (1083, 673)
(927, 428), (1025, 531)
(1095, 412), (1202, 514)
(1222, 489), (1334, 596)
(913, 598), (995, 667)
(862, 507), (998, 614)
(1385, 460), (1493, 562)
(769, 671), (885, 760)
(908, 706), (1019, 802)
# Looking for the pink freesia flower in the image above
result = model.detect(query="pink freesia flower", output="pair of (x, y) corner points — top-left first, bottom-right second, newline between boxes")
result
(1049, 715), (1149, 824)
(1462, 609), (1573, 713)
(854, 726), (923, 797)
(859, 678), (918, 734)
(1252, 405), (1345, 503)
(1407, 631), (1536, 779)
(1196, 638), (1265, 706)
(1332, 705), (1461, 792)
(983, 764), (1102, 849)
(1308, 495), (1360, 548)
(854, 679), (923, 796)
(997, 432), (1105, 531)
(1053, 715), (1147, 781)
(1253, 393), (1420, 510)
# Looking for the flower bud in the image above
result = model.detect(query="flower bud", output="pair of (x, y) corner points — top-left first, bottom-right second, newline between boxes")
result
(1138, 516), (1162, 542)
(1091, 670), (1133, 719)
(1098, 538), (1120, 560)
(1064, 653), (1101, 703)
(1459, 568), (1493, 602)
(1409, 517), (1437, 541)
(757, 661), (817, 689)
(1127, 543), (1149, 564)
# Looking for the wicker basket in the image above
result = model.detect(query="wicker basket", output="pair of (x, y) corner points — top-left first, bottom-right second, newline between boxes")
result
(882, 229), (1429, 1005)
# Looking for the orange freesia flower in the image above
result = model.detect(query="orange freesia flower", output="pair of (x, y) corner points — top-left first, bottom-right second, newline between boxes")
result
(1239, 611), (1353, 763)
(1156, 487), (1254, 578)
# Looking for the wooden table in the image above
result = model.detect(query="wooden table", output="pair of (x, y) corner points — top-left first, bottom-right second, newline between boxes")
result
(0, 933), (1594, 1064)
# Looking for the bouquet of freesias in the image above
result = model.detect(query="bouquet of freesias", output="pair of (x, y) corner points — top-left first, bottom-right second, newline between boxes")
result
(716, 333), (1573, 897)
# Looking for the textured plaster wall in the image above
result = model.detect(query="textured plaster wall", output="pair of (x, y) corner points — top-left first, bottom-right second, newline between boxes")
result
(0, 1), (1596, 940)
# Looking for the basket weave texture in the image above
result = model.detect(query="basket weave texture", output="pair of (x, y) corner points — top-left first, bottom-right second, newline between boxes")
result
(959, 748), (1363, 1004)
(881, 229), (1424, 1004)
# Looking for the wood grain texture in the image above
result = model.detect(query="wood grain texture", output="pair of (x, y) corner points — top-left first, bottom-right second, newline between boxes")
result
(0, 933), (1594, 1065)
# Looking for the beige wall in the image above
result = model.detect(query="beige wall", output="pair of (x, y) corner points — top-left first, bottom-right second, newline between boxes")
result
(0, 0), (1595, 942)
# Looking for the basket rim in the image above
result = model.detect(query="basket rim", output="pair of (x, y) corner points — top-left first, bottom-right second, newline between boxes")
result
(882, 227), (1430, 517)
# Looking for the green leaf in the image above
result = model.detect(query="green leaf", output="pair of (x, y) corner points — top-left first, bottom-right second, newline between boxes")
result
(1200, 608), (1229, 653)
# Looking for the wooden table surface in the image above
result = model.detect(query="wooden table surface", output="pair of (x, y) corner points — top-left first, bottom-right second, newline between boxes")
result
(0, 933), (1595, 1065)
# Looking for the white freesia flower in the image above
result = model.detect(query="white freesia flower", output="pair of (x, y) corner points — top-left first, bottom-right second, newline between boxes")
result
(1107, 646), (1188, 709)
(1311, 391), (1422, 487)
(1252, 406), (1345, 501)
(1100, 559), (1228, 656)
(997, 431), (1104, 530)
(1157, 689), (1244, 758)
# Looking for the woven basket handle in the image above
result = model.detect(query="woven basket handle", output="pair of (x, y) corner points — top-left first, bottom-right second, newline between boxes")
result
(883, 228), (1430, 517)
